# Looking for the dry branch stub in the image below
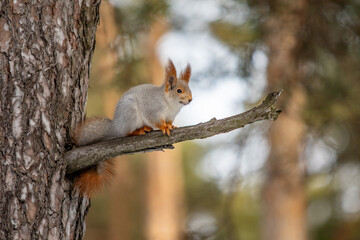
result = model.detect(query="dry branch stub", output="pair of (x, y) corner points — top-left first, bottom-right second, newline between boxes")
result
(65, 90), (283, 174)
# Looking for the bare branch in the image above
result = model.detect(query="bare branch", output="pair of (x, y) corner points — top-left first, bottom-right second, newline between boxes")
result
(65, 90), (283, 174)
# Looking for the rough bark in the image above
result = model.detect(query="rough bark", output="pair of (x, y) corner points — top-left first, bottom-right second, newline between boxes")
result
(65, 90), (282, 174)
(262, 0), (307, 240)
(0, 1), (100, 239)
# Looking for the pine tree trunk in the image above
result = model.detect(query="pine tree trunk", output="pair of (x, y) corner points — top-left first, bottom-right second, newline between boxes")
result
(0, 1), (100, 239)
(144, 20), (185, 240)
(262, 0), (307, 240)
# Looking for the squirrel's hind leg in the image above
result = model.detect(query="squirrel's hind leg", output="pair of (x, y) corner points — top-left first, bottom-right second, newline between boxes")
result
(127, 126), (153, 136)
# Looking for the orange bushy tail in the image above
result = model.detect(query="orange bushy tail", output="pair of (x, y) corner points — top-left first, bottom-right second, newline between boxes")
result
(74, 159), (115, 197)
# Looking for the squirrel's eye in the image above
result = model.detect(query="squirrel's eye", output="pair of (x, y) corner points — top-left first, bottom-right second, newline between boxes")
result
(177, 89), (182, 94)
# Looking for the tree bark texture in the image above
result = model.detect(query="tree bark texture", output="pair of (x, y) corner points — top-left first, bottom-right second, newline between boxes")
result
(262, 1), (307, 240)
(0, 1), (100, 239)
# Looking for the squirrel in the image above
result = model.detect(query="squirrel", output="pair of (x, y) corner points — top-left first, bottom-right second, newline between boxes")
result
(73, 59), (192, 197)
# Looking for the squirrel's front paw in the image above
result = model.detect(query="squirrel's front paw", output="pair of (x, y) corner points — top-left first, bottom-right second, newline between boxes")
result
(156, 120), (172, 136)
(166, 121), (177, 130)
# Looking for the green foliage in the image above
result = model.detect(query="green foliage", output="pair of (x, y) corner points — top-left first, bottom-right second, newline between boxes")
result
(111, 0), (169, 88)
(210, 21), (260, 48)
(182, 142), (261, 239)
(299, 1), (360, 163)
(114, 0), (169, 36)
(209, 0), (360, 239)
(210, 20), (260, 78)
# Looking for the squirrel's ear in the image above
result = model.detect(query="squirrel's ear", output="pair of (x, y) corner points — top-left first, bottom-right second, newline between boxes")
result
(165, 59), (177, 90)
(180, 63), (191, 83)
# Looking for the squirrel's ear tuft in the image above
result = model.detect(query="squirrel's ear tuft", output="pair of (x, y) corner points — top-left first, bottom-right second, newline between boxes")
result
(165, 59), (177, 90)
(180, 63), (191, 83)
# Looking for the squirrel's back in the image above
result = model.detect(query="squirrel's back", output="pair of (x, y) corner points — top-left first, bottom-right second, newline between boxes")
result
(112, 84), (167, 135)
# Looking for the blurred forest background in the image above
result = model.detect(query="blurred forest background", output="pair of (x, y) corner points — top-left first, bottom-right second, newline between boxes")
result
(84, 0), (360, 240)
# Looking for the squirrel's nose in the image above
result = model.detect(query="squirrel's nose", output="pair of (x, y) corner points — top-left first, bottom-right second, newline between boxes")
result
(188, 97), (192, 103)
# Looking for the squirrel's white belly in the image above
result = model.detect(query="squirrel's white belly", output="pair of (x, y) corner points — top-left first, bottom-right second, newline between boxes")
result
(164, 104), (182, 122)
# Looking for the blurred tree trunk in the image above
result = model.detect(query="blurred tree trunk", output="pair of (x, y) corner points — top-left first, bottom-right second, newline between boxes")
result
(97, 3), (135, 240)
(262, 1), (307, 240)
(82, 1), (135, 240)
(144, 19), (185, 240)
(0, 1), (100, 239)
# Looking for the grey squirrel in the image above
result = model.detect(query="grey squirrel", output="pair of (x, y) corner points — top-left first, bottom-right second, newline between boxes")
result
(73, 59), (192, 196)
